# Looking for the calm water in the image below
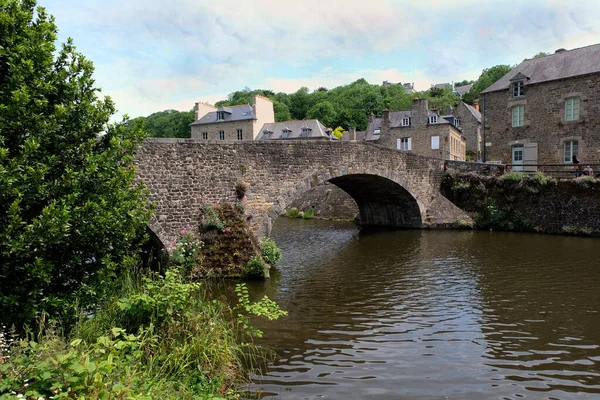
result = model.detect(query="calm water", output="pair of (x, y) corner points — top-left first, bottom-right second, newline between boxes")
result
(242, 218), (600, 399)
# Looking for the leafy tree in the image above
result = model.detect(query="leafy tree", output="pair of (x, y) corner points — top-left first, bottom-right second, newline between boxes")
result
(454, 79), (474, 87)
(532, 51), (550, 59)
(288, 87), (311, 120)
(307, 101), (337, 127)
(463, 64), (512, 104)
(273, 100), (291, 122)
(332, 126), (344, 140)
(136, 109), (194, 138)
(0, 0), (152, 328)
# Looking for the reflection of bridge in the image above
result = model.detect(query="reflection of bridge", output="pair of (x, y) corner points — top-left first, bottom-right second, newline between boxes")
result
(134, 139), (470, 246)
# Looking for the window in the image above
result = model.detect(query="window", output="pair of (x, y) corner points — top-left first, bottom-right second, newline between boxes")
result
(431, 136), (440, 150)
(374, 128), (381, 135)
(282, 129), (291, 138)
(564, 140), (579, 163)
(397, 137), (411, 151)
(202, 132), (208, 140)
(301, 127), (311, 137)
(454, 118), (461, 127)
(217, 111), (225, 121)
(219, 131), (225, 140)
(511, 105), (524, 127)
(513, 81), (524, 97)
(262, 130), (271, 139)
(237, 129), (243, 140)
(565, 97), (580, 121)
(402, 117), (410, 126)
(429, 115), (438, 124)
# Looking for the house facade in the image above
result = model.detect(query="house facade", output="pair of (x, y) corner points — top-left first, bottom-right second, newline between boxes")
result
(480, 44), (600, 167)
(452, 101), (482, 160)
(190, 94), (274, 141)
(366, 99), (466, 161)
(258, 120), (334, 140)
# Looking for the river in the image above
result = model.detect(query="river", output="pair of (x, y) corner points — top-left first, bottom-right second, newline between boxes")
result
(241, 218), (600, 399)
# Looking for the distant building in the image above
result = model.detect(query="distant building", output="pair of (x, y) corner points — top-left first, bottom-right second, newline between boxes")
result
(481, 44), (600, 166)
(451, 102), (482, 160)
(454, 84), (472, 97)
(365, 99), (466, 161)
(382, 80), (415, 94)
(258, 120), (334, 140)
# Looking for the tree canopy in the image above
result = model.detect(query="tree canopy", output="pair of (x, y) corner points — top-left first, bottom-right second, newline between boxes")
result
(131, 109), (194, 138)
(462, 64), (512, 103)
(0, 0), (151, 327)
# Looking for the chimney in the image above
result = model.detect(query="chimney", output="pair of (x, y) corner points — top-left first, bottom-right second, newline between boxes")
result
(473, 100), (480, 112)
(555, 48), (566, 54)
(382, 108), (390, 125)
(369, 112), (375, 123)
(349, 127), (357, 141)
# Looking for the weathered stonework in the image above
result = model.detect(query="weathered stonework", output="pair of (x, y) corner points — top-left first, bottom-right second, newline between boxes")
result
(134, 139), (471, 246)
(453, 102), (482, 159)
(483, 73), (600, 164)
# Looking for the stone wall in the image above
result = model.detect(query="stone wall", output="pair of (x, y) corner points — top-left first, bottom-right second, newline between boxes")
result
(286, 183), (359, 220)
(134, 139), (471, 246)
(483, 73), (600, 164)
(441, 171), (600, 236)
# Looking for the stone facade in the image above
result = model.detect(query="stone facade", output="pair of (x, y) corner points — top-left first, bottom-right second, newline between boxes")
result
(482, 73), (600, 164)
(453, 102), (482, 160)
(134, 139), (472, 246)
(374, 99), (467, 161)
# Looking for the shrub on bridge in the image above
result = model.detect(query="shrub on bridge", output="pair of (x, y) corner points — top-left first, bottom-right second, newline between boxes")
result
(0, 0), (151, 329)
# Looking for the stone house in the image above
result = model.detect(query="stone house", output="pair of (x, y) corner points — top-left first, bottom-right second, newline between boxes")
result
(480, 44), (600, 167)
(366, 99), (466, 161)
(258, 120), (334, 140)
(190, 94), (274, 141)
(451, 102), (482, 160)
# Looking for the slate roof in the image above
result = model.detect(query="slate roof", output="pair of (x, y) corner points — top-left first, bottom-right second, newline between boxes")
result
(454, 84), (472, 95)
(190, 104), (255, 125)
(258, 120), (333, 140)
(365, 117), (383, 141)
(432, 82), (452, 89)
(481, 43), (600, 94)
(462, 102), (481, 123)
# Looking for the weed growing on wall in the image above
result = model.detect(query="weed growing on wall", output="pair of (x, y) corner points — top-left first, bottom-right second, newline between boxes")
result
(260, 238), (282, 265)
(286, 207), (299, 218)
(200, 203), (225, 232)
(302, 208), (315, 219)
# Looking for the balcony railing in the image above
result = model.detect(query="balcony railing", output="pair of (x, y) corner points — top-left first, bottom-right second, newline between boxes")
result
(505, 163), (600, 178)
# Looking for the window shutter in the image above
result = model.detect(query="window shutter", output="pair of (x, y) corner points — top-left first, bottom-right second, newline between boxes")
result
(431, 136), (440, 150)
(397, 138), (401, 150)
(407, 138), (412, 150)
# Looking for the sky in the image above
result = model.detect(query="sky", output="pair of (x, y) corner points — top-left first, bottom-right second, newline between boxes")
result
(41, 0), (600, 119)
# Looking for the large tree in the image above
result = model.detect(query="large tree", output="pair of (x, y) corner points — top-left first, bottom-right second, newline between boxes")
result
(463, 65), (512, 103)
(138, 109), (194, 138)
(0, 0), (151, 327)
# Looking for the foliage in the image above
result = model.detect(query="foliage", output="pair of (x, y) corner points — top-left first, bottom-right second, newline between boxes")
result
(332, 126), (344, 140)
(200, 203), (225, 232)
(0, 0), (152, 329)
(259, 238), (282, 265)
(1, 268), (287, 399)
(463, 64), (512, 104)
(532, 51), (550, 59)
(307, 101), (337, 127)
(129, 109), (194, 138)
(233, 284), (287, 338)
(501, 171), (526, 182)
(476, 199), (530, 231)
(286, 207), (300, 218)
(302, 208), (315, 219)
(167, 226), (204, 274)
(245, 256), (267, 279)
(532, 171), (552, 186)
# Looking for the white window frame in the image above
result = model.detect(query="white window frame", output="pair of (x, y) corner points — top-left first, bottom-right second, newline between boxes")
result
(374, 128), (381, 135)
(236, 129), (243, 140)
(202, 132), (208, 140)
(431, 136), (440, 150)
(397, 137), (411, 151)
(513, 81), (524, 97)
(564, 97), (580, 121)
(217, 111), (225, 121)
(219, 130), (225, 140)
(454, 118), (461, 127)
(402, 117), (410, 126)
(429, 115), (438, 124)
(511, 105), (524, 127)
(563, 140), (579, 163)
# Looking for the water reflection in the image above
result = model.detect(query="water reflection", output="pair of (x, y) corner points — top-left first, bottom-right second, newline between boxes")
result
(242, 218), (600, 399)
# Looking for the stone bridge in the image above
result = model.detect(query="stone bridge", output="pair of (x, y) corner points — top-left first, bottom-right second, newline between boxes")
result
(134, 139), (471, 247)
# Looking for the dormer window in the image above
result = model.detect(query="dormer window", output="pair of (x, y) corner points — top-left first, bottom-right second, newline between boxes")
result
(429, 115), (438, 124)
(402, 117), (410, 126)
(301, 126), (311, 137)
(217, 111), (226, 121)
(262, 130), (272, 139)
(454, 118), (461, 127)
(374, 128), (381, 135)
(282, 128), (291, 138)
(513, 81), (524, 97)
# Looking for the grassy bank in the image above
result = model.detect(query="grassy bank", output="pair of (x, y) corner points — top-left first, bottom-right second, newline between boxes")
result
(0, 267), (286, 399)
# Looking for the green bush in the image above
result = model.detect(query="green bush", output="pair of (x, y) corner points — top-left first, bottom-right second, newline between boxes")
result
(260, 238), (282, 265)
(168, 226), (204, 274)
(532, 171), (552, 186)
(245, 256), (267, 279)
(501, 171), (526, 182)
(285, 207), (299, 218)
(0, 0), (151, 329)
(302, 208), (315, 219)
(199, 204), (225, 232)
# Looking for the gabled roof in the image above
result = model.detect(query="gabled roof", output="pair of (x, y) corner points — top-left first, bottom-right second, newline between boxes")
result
(461, 102), (481, 123)
(365, 118), (382, 141)
(190, 104), (255, 125)
(258, 120), (333, 140)
(481, 43), (600, 94)
(454, 84), (472, 95)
